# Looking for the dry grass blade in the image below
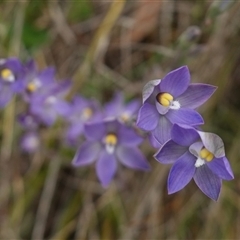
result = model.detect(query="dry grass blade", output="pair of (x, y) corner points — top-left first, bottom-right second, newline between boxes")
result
(68, 0), (126, 99)
(31, 155), (62, 240)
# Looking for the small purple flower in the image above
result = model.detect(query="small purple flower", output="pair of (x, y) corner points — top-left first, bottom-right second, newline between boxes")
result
(18, 113), (41, 130)
(22, 60), (56, 101)
(65, 95), (102, 144)
(154, 124), (234, 201)
(137, 66), (217, 146)
(72, 119), (150, 187)
(21, 131), (40, 153)
(104, 92), (140, 123)
(29, 81), (71, 126)
(0, 57), (25, 107)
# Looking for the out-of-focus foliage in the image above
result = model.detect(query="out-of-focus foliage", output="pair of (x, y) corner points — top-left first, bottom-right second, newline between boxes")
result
(68, 1), (94, 22)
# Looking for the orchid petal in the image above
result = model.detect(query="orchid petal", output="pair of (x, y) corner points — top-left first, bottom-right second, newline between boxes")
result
(152, 116), (172, 145)
(116, 146), (151, 171)
(207, 157), (234, 180)
(197, 131), (225, 158)
(72, 141), (101, 166)
(125, 99), (141, 115)
(154, 140), (188, 164)
(136, 103), (159, 131)
(177, 83), (217, 109)
(194, 165), (222, 201)
(168, 151), (196, 194)
(104, 92), (123, 117)
(67, 123), (84, 140)
(142, 79), (161, 103)
(96, 150), (117, 188)
(155, 101), (169, 115)
(148, 132), (161, 149)
(189, 141), (204, 157)
(166, 108), (204, 126)
(84, 121), (106, 141)
(160, 66), (190, 98)
(118, 124), (143, 146)
(54, 100), (71, 117)
(38, 67), (55, 85)
(171, 124), (200, 146)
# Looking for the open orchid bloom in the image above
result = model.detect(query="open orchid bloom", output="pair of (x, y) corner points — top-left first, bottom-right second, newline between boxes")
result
(137, 66), (217, 146)
(21, 131), (40, 153)
(29, 80), (71, 126)
(154, 124), (234, 201)
(22, 60), (56, 101)
(18, 112), (41, 130)
(72, 119), (150, 187)
(104, 92), (141, 123)
(0, 58), (25, 107)
(65, 95), (102, 144)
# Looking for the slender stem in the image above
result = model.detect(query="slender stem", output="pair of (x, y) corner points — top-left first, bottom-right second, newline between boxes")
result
(31, 154), (62, 240)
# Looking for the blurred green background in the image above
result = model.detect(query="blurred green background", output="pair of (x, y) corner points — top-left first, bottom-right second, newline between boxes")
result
(0, 0), (240, 239)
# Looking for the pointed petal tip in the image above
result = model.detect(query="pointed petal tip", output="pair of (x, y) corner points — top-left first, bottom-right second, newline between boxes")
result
(194, 166), (222, 201)
(167, 187), (179, 195)
(167, 190), (174, 195)
(179, 65), (189, 70)
(101, 182), (111, 189)
(208, 191), (220, 201)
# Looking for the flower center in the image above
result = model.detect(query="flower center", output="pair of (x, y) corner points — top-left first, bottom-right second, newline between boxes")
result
(104, 133), (117, 154)
(156, 92), (180, 110)
(45, 96), (57, 105)
(82, 108), (93, 120)
(157, 93), (173, 106)
(120, 113), (130, 122)
(25, 135), (39, 150)
(27, 79), (41, 93)
(199, 148), (214, 162)
(1, 68), (15, 82)
(195, 147), (214, 168)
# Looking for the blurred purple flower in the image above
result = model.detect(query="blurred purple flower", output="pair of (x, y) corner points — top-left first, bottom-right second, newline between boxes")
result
(21, 131), (40, 153)
(22, 60), (56, 101)
(72, 119), (150, 187)
(18, 113), (41, 130)
(0, 57), (25, 107)
(30, 80), (71, 126)
(155, 124), (234, 201)
(104, 92), (140, 123)
(137, 66), (217, 146)
(65, 95), (102, 144)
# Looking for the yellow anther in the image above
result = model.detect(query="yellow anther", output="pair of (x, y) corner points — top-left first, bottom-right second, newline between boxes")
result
(157, 93), (173, 107)
(83, 108), (93, 119)
(1, 68), (14, 80)
(200, 148), (214, 162)
(105, 134), (117, 146)
(27, 82), (37, 92)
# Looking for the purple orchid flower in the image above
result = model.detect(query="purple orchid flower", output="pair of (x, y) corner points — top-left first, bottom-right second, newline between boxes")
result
(0, 57), (25, 107)
(22, 60), (56, 101)
(154, 124), (234, 201)
(18, 112), (41, 130)
(104, 92), (140, 123)
(137, 66), (217, 146)
(65, 95), (102, 144)
(72, 119), (150, 187)
(29, 80), (71, 126)
(21, 131), (40, 153)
